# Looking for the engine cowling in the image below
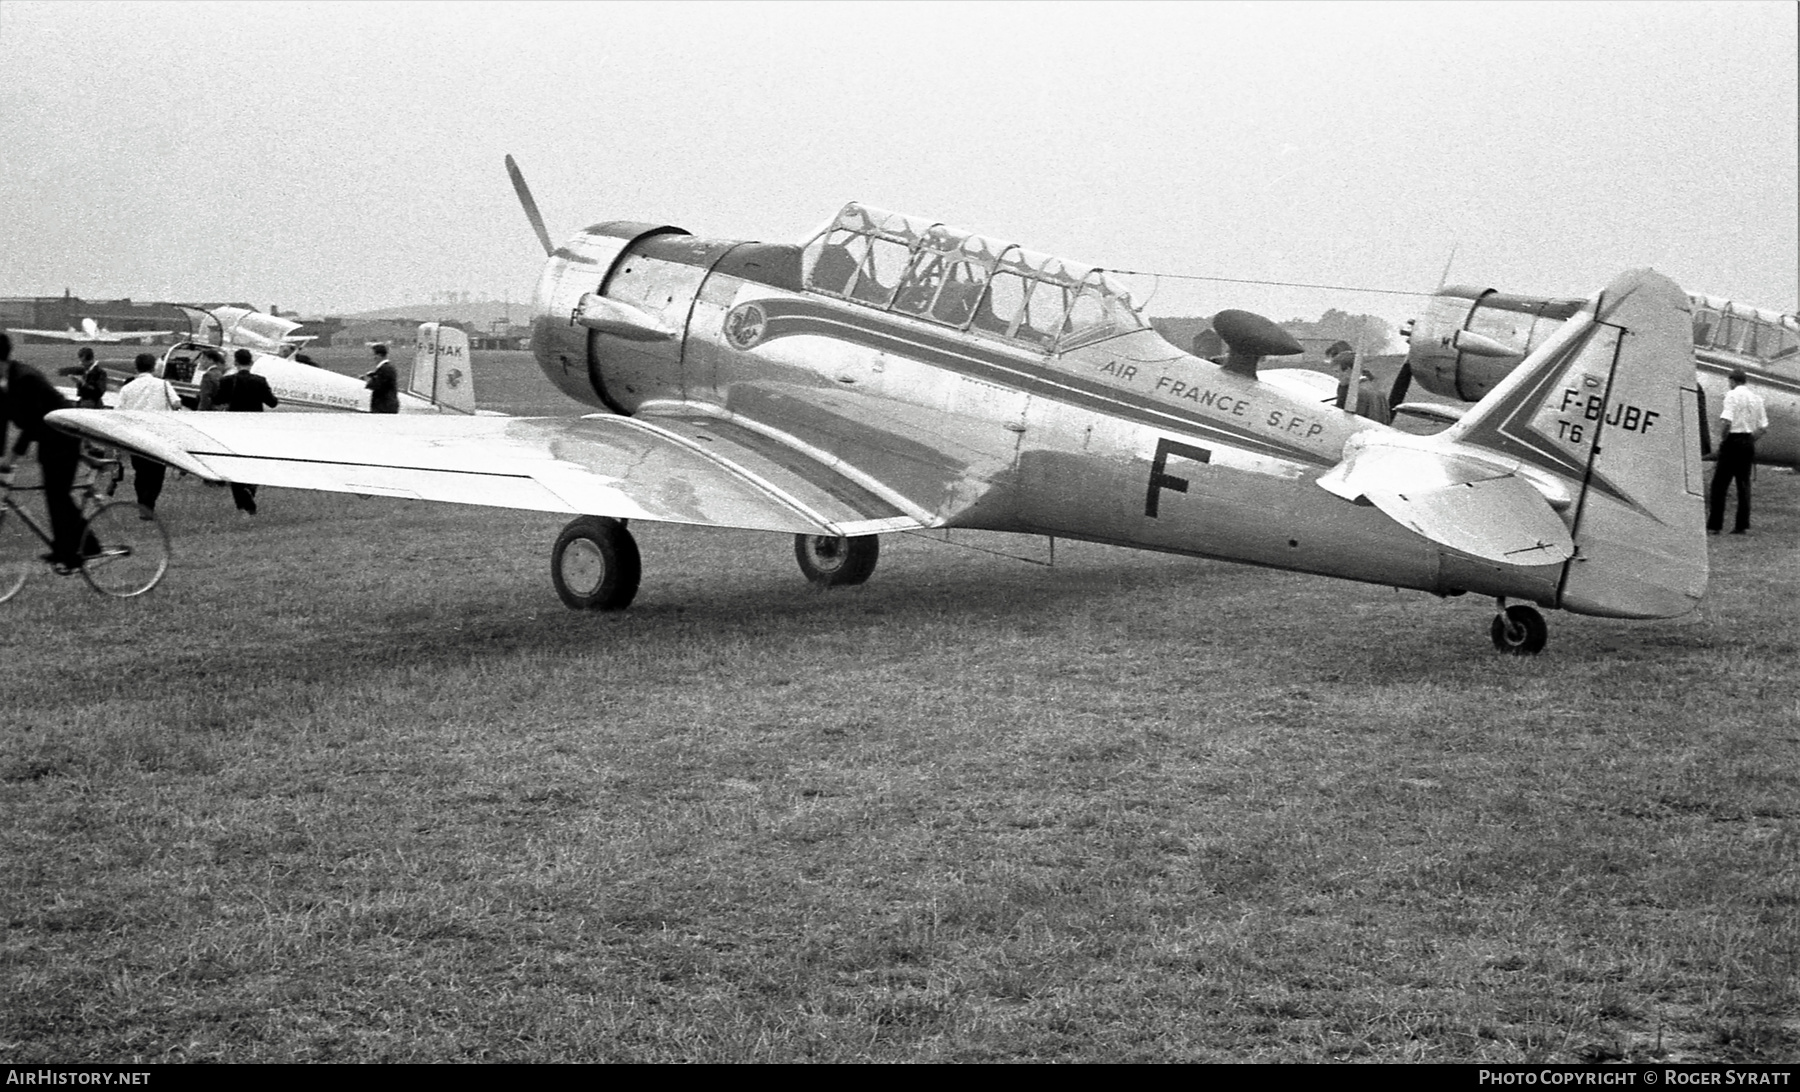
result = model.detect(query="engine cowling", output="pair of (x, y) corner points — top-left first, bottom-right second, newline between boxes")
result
(1405, 286), (1584, 401)
(529, 222), (691, 411)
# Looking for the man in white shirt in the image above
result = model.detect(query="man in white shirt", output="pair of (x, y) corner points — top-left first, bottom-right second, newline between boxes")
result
(1707, 368), (1769, 535)
(115, 353), (181, 515)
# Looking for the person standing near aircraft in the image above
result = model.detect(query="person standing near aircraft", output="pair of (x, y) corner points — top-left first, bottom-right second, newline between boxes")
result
(195, 349), (226, 411)
(216, 348), (278, 515)
(57, 346), (110, 408)
(115, 352), (182, 516)
(1707, 368), (1769, 535)
(1331, 348), (1392, 424)
(363, 344), (399, 414)
(1330, 344), (1357, 408)
(0, 333), (92, 569)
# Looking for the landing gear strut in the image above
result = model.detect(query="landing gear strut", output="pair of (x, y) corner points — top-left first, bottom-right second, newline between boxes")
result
(551, 516), (640, 610)
(794, 533), (879, 587)
(1489, 599), (1547, 655)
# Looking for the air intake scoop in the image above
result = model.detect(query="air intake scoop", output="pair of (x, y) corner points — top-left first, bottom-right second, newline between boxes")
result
(1213, 309), (1303, 378)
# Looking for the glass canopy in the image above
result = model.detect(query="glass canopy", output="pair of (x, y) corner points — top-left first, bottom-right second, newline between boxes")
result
(801, 202), (1147, 353)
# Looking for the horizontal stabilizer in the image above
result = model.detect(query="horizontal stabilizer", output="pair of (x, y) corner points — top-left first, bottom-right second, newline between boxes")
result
(1317, 436), (1574, 564)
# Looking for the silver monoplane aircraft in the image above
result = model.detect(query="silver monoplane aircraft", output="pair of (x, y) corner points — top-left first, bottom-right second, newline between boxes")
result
(1397, 286), (1798, 467)
(47, 159), (1711, 654)
(153, 305), (479, 415)
(11, 316), (174, 344)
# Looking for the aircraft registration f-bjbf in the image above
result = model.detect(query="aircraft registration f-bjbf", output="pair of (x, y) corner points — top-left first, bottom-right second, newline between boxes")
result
(48, 160), (1710, 654)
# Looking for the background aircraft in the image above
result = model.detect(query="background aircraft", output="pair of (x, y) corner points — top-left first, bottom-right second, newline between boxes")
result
(12, 316), (174, 343)
(1395, 286), (1799, 467)
(48, 163), (1710, 655)
(153, 304), (480, 414)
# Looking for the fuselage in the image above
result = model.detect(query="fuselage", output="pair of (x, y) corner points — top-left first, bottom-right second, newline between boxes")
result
(155, 344), (440, 413)
(529, 206), (1572, 609)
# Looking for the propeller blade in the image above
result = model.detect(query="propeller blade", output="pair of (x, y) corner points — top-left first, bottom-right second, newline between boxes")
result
(1435, 241), (1459, 290)
(506, 154), (555, 257)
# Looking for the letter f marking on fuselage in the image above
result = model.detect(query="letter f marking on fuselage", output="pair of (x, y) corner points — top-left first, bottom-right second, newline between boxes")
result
(1145, 438), (1212, 518)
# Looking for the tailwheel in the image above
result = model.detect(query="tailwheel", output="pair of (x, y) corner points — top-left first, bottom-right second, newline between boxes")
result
(1489, 603), (1547, 656)
(551, 516), (640, 610)
(794, 533), (879, 587)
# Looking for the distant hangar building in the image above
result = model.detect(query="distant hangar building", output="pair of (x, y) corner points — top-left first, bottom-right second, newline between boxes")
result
(320, 318), (530, 350)
(0, 292), (199, 343)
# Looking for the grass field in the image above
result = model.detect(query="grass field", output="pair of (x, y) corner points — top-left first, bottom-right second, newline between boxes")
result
(1, 350), (1796, 1062)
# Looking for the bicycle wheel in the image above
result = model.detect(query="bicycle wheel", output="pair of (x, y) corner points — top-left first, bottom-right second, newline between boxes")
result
(0, 507), (32, 603)
(77, 501), (170, 598)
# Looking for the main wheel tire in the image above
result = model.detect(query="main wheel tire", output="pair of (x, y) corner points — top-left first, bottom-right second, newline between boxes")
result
(794, 533), (879, 587)
(0, 508), (31, 603)
(1489, 604), (1548, 655)
(78, 502), (170, 598)
(551, 516), (640, 611)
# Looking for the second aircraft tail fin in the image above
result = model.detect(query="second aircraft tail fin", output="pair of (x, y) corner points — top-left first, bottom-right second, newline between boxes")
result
(410, 323), (478, 415)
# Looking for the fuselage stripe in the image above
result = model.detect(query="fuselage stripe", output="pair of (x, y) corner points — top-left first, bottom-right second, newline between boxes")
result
(747, 297), (1337, 468)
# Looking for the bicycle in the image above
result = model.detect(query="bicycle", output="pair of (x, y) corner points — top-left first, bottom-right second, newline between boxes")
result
(0, 454), (171, 602)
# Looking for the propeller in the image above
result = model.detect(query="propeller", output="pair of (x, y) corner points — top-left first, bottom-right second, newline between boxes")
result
(506, 154), (555, 257)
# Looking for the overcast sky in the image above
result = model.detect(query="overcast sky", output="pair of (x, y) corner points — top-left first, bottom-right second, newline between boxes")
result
(2, 0), (1794, 326)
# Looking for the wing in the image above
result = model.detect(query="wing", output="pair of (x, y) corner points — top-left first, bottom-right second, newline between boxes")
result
(1392, 401), (1466, 425)
(12, 328), (172, 343)
(10, 328), (88, 342)
(45, 408), (926, 538)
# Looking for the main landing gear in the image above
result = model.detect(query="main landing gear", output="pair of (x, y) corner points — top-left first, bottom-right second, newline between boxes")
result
(794, 533), (879, 587)
(551, 516), (641, 610)
(1490, 598), (1547, 655)
(548, 522), (885, 611)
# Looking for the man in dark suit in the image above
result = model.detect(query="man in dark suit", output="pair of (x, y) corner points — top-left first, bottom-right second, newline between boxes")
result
(216, 348), (278, 514)
(57, 346), (110, 408)
(195, 349), (226, 410)
(0, 333), (92, 569)
(363, 343), (399, 414)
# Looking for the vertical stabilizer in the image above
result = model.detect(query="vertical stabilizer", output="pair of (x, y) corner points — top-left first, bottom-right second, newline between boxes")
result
(411, 323), (477, 414)
(1444, 270), (1707, 618)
